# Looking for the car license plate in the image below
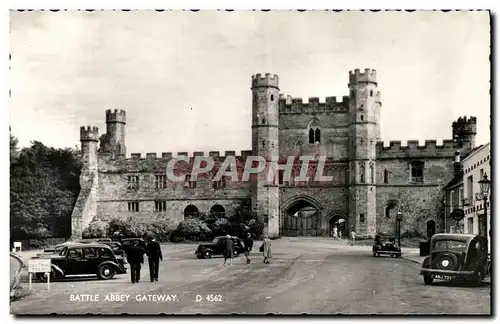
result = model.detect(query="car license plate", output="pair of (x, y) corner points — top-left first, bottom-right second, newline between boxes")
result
(434, 274), (452, 280)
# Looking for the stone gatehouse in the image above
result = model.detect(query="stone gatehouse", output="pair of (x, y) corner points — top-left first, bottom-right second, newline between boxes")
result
(71, 69), (477, 239)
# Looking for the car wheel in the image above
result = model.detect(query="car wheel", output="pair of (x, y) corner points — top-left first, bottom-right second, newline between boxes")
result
(373, 252), (377, 257)
(423, 273), (434, 285)
(37, 270), (55, 282)
(98, 264), (116, 280)
(233, 250), (240, 258)
(203, 250), (212, 259)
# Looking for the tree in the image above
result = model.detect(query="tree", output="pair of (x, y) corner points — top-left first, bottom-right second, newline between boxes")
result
(10, 139), (82, 243)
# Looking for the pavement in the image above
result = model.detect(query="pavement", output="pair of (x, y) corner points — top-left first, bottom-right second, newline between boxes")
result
(10, 238), (491, 315)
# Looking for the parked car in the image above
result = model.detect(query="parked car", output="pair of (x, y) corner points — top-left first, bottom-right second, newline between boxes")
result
(120, 238), (146, 250)
(32, 243), (127, 282)
(40, 242), (85, 256)
(372, 235), (401, 258)
(78, 240), (125, 257)
(195, 236), (245, 259)
(420, 233), (489, 286)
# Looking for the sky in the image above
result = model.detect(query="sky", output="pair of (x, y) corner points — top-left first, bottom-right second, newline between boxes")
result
(10, 10), (490, 155)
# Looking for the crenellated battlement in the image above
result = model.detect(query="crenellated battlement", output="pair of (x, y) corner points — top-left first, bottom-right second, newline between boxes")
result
(106, 109), (126, 124)
(251, 73), (279, 89)
(80, 125), (99, 142)
(452, 116), (477, 134)
(349, 68), (377, 85)
(376, 139), (457, 159)
(279, 95), (349, 114)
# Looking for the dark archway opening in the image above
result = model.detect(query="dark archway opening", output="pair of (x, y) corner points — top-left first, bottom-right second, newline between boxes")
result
(184, 204), (199, 219)
(210, 204), (226, 218)
(329, 216), (346, 238)
(426, 220), (436, 239)
(283, 199), (320, 236)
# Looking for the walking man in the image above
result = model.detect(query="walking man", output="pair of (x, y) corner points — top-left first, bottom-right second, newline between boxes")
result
(350, 228), (356, 246)
(126, 241), (145, 284)
(223, 234), (234, 266)
(146, 237), (163, 282)
(262, 235), (272, 264)
(244, 232), (254, 264)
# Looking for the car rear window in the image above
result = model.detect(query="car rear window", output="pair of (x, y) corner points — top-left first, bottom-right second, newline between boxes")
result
(434, 240), (467, 252)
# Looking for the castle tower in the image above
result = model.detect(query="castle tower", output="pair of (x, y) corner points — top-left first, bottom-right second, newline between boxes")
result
(452, 116), (477, 154)
(71, 126), (100, 239)
(103, 109), (127, 156)
(80, 126), (99, 172)
(348, 69), (380, 238)
(251, 73), (280, 237)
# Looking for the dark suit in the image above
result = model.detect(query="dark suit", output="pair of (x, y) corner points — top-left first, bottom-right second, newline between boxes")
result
(126, 246), (145, 283)
(146, 241), (163, 282)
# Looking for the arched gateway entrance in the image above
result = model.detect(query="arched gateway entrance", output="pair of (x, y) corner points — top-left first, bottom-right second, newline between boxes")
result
(281, 196), (322, 237)
(328, 215), (347, 238)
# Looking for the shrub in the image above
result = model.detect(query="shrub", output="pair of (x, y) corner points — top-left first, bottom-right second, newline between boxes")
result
(105, 217), (172, 242)
(82, 221), (109, 239)
(170, 218), (212, 242)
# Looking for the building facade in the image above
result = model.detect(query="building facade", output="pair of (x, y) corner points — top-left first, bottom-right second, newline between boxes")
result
(462, 143), (491, 245)
(443, 152), (464, 234)
(71, 69), (478, 240)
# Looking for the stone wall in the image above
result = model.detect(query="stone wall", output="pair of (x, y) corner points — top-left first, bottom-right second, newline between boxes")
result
(375, 157), (454, 237)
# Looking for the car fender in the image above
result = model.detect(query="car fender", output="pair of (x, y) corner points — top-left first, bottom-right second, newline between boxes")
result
(421, 256), (430, 268)
(98, 260), (121, 270)
(51, 264), (64, 276)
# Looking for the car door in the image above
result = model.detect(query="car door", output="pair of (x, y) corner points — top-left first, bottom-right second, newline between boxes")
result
(215, 239), (224, 254)
(83, 247), (101, 274)
(65, 248), (85, 275)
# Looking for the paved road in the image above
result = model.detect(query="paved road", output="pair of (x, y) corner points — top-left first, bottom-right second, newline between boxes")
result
(10, 239), (490, 315)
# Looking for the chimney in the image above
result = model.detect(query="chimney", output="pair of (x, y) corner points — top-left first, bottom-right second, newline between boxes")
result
(454, 151), (463, 175)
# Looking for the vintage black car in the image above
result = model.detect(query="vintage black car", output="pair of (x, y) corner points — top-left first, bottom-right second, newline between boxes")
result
(40, 242), (85, 255)
(120, 238), (146, 250)
(195, 236), (246, 259)
(78, 240), (125, 257)
(420, 233), (489, 286)
(372, 235), (401, 258)
(32, 243), (127, 282)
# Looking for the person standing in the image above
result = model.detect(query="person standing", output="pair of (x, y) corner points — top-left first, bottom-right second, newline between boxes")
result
(332, 226), (338, 240)
(350, 229), (356, 246)
(126, 241), (145, 284)
(223, 234), (234, 266)
(243, 233), (254, 264)
(339, 229), (343, 239)
(262, 235), (272, 264)
(146, 237), (163, 282)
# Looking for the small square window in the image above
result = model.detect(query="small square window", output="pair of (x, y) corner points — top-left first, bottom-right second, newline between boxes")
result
(359, 213), (365, 223)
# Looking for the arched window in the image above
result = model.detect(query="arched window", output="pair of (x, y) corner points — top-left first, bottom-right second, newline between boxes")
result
(385, 207), (391, 218)
(383, 169), (389, 184)
(184, 205), (199, 219)
(314, 128), (321, 143)
(307, 118), (321, 144)
(370, 164), (375, 183)
(270, 94), (274, 101)
(370, 90), (373, 97)
(210, 204), (226, 218)
(359, 164), (365, 183)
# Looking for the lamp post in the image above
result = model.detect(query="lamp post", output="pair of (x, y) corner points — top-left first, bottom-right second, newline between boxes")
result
(478, 174), (491, 251)
(396, 211), (403, 247)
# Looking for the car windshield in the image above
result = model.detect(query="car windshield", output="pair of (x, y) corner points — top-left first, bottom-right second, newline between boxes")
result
(57, 247), (67, 255)
(434, 240), (467, 252)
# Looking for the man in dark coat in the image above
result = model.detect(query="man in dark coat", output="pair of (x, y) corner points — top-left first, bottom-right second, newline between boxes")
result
(223, 234), (234, 266)
(126, 241), (145, 284)
(146, 237), (163, 282)
(243, 232), (253, 264)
